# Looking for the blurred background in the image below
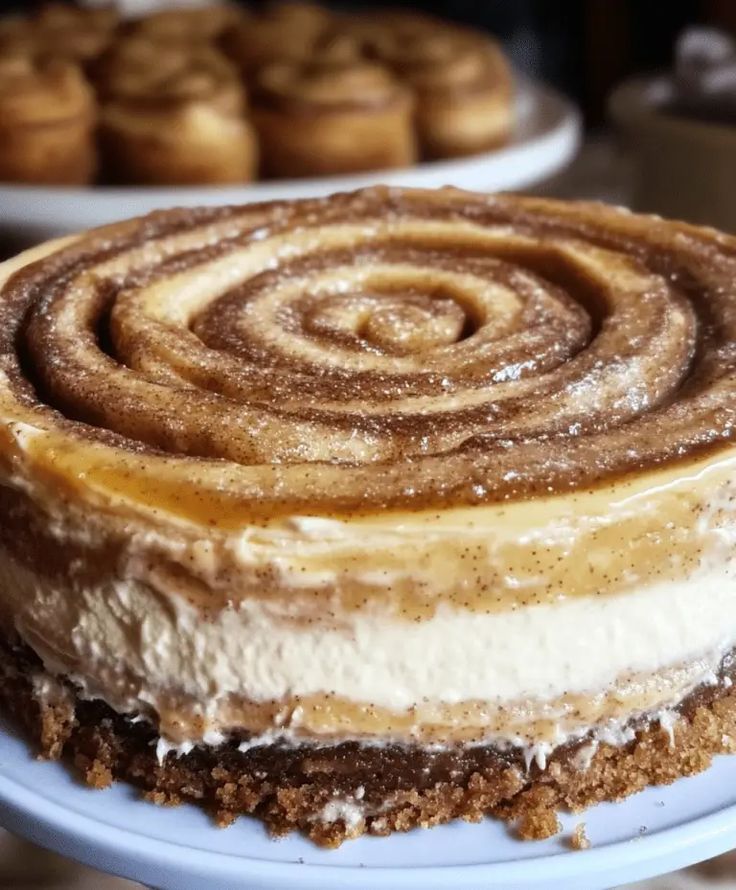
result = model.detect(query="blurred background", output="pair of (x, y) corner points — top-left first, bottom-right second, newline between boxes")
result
(1, 0), (735, 124)
(0, 1), (735, 887)
(272, 0), (736, 127)
(1, 0), (735, 242)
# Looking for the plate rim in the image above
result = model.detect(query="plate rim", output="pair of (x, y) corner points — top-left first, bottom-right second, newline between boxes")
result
(2, 731), (736, 890)
(0, 79), (581, 236)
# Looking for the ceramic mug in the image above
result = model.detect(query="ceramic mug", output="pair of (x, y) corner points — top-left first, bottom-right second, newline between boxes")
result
(609, 76), (736, 233)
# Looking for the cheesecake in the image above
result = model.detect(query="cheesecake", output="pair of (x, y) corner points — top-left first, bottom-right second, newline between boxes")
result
(0, 187), (734, 845)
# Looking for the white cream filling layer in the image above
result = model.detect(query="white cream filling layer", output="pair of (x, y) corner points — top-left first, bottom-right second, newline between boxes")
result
(2, 554), (735, 751)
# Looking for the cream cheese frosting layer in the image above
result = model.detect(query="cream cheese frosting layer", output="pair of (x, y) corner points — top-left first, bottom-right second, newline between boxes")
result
(0, 552), (734, 749)
(2, 410), (736, 749)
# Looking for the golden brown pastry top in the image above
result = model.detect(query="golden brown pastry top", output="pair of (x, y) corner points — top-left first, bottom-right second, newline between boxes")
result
(130, 3), (244, 43)
(221, 2), (339, 73)
(32, 3), (119, 63)
(0, 52), (95, 125)
(0, 187), (735, 522)
(253, 58), (411, 112)
(95, 36), (243, 113)
(366, 25), (511, 97)
(263, 1), (334, 31)
(35, 2), (118, 32)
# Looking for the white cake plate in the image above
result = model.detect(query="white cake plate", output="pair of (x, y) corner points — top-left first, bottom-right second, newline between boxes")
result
(0, 721), (735, 890)
(0, 79), (580, 244)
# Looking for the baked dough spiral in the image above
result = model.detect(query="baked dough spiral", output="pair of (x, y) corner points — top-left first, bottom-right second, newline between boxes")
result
(1, 187), (735, 520)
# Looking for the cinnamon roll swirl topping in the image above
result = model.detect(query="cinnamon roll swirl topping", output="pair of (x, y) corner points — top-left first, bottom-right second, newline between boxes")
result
(1, 187), (736, 520)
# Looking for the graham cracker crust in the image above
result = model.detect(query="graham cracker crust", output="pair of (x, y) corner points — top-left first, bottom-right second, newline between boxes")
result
(2, 638), (736, 848)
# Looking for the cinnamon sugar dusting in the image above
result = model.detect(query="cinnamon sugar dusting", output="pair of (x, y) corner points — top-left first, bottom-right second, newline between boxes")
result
(0, 187), (734, 517)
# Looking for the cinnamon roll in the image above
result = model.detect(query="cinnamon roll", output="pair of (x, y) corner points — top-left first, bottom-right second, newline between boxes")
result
(364, 24), (513, 157)
(252, 59), (416, 176)
(0, 53), (96, 185)
(97, 39), (257, 185)
(3, 188), (736, 846)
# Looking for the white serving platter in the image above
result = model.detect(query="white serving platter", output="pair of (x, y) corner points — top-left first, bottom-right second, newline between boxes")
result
(1, 717), (736, 890)
(0, 79), (580, 244)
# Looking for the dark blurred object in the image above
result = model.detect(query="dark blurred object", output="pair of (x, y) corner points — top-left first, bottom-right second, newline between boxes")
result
(670, 27), (736, 124)
(609, 30), (736, 232)
(307, 0), (736, 126)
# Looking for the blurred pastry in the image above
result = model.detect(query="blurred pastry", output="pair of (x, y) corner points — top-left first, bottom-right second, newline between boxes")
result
(413, 34), (512, 157)
(98, 39), (257, 185)
(342, 7), (445, 52)
(0, 2), (516, 186)
(0, 16), (37, 57)
(32, 3), (119, 67)
(262, 1), (334, 35)
(0, 53), (96, 185)
(252, 58), (416, 177)
(131, 3), (244, 43)
(34, 3), (118, 35)
(275, 2), (330, 18)
(221, 2), (337, 76)
(366, 26), (513, 158)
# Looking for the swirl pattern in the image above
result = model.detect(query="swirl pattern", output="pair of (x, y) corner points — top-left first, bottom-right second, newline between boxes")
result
(2, 187), (736, 517)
